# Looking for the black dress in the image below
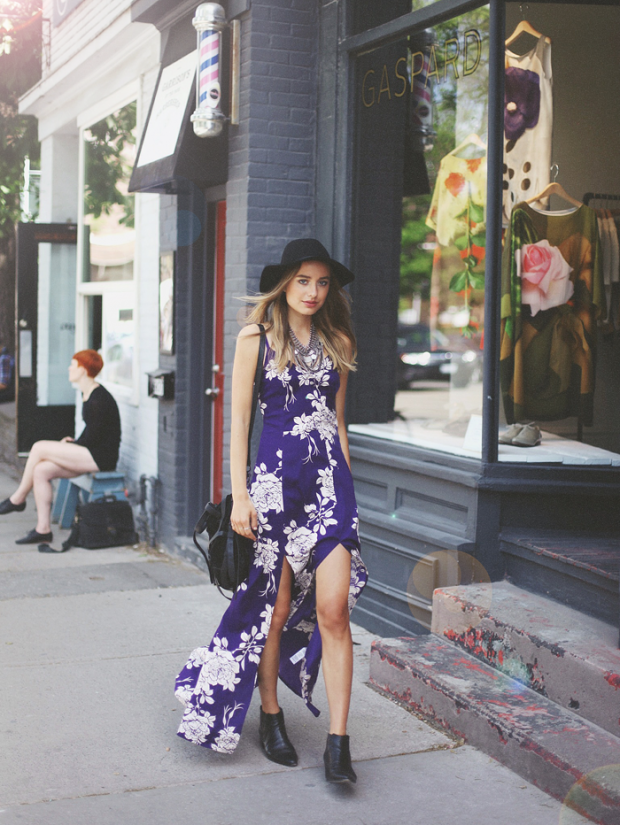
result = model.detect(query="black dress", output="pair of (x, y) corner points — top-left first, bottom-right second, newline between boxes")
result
(75, 385), (121, 471)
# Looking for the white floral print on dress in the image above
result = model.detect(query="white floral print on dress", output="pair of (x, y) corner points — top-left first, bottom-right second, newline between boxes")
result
(196, 638), (241, 692)
(178, 708), (217, 744)
(250, 463), (283, 513)
(283, 521), (317, 573)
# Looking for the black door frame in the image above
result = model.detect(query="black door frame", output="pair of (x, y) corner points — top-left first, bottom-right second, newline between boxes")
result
(15, 222), (78, 454)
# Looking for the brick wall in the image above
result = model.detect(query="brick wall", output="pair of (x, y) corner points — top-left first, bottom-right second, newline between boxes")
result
(157, 194), (178, 550)
(221, 0), (319, 491)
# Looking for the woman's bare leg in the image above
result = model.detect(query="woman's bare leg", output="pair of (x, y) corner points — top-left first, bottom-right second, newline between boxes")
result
(11, 441), (98, 505)
(257, 557), (293, 714)
(316, 544), (353, 736)
(32, 461), (79, 533)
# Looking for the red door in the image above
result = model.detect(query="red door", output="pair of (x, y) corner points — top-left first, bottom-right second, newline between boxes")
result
(211, 200), (226, 502)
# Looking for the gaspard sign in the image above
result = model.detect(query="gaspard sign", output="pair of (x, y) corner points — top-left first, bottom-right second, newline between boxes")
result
(362, 30), (483, 108)
(137, 51), (197, 168)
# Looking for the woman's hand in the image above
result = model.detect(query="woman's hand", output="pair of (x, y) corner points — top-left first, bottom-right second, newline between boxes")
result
(230, 493), (258, 541)
(61, 436), (75, 443)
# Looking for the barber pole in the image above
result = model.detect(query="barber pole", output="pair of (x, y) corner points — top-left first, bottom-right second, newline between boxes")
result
(200, 29), (220, 109)
(191, 3), (227, 137)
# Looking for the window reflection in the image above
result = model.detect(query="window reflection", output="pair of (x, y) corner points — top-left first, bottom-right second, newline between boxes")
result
(83, 103), (137, 283)
(82, 102), (137, 390)
(351, 8), (490, 457)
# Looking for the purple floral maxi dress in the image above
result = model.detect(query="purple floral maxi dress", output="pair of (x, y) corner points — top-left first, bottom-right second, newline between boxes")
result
(174, 347), (368, 753)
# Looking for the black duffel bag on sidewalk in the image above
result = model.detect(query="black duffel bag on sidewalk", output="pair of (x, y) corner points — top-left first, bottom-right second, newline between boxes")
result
(63, 495), (139, 551)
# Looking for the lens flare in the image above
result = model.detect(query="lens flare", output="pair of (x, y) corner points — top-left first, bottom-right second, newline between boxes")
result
(559, 764), (620, 824)
(406, 549), (491, 626)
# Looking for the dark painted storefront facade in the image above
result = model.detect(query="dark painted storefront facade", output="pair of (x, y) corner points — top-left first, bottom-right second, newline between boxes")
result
(130, 0), (620, 639)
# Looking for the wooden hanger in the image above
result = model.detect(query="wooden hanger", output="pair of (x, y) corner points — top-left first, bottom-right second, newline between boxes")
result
(449, 133), (487, 157)
(505, 19), (551, 47)
(527, 182), (582, 209)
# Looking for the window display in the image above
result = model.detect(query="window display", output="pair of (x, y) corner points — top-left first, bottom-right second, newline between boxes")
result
(502, 23), (552, 223)
(497, 3), (620, 465)
(348, 2), (620, 464)
(500, 201), (603, 426)
(350, 7), (490, 457)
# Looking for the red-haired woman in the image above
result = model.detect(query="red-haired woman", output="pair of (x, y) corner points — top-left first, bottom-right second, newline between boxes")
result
(0, 350), (121, 545)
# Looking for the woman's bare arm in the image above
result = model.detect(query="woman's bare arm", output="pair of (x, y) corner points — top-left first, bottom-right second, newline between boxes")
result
(230, 324), (261, 538)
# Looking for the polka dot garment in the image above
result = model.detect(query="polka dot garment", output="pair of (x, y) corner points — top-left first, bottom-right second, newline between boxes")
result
(503, 36), (553, 224)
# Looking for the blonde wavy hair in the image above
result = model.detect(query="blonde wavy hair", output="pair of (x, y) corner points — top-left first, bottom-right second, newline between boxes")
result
(244, 264), (357, 373)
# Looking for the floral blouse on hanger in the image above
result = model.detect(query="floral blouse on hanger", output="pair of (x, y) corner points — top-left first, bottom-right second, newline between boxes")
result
(426, 153), (487, 246)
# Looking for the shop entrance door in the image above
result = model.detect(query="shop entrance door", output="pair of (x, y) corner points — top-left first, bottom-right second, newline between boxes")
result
(15, 223), (78, 454)
(208, 200), (226, 502)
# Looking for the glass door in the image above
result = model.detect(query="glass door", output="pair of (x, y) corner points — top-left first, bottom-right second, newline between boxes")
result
(15, 223), (78, 453)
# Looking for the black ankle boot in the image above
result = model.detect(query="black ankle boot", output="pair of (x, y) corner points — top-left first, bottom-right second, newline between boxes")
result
(324, 733), (357, 783)
(259, 708), (298, 767)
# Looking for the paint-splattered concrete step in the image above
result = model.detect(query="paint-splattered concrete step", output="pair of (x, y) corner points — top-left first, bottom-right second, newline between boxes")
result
(500, 530), (619, 626)
(431, 581), (620, 737)
(369, 636), (620, 825)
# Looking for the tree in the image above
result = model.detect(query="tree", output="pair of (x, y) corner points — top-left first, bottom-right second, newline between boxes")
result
(84, 103), (137, 228)
(0, 0), (41, 354)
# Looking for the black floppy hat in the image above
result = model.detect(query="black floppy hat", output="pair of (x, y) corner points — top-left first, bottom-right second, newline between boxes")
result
(259, 238), (355, 293)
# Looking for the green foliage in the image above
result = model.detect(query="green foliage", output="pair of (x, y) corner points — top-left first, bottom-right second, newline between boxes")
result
(400, 195), (433, 299)
(0, 1), (41, 239)
(399, 5), (490, 311)
(84, 103), (137, 227)
(448, 199), (486, 337)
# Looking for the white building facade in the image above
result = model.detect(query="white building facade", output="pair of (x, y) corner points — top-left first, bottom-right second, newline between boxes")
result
(20, 0), (162, 495)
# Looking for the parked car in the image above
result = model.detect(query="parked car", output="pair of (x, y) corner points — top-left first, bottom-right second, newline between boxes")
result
(396, 323), (481, 389)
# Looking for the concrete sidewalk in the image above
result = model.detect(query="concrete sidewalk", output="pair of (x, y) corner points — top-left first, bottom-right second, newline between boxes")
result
(0, 464), (589, 824)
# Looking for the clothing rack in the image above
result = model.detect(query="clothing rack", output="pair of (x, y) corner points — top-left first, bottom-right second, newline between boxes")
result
(579, 193), (620, 443)
(584, 192), (620, 207)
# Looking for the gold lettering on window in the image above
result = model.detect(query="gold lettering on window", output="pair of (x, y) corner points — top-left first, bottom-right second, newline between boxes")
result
(360, 30), (484, 106)
(410, 51), (424, 92)
(362, 69), (375, 107)
(378, 63), (391, 102)
(463, 29), (482, 76)
(394, 56), (407, 98)
(425, 44), (441, 87)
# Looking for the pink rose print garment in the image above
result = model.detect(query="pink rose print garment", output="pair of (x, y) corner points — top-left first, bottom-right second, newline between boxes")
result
(503, 36), (552, 224)
(500, 202), (604, 425)
(517, 238), (574, 316)
(174, 345), (368, 753)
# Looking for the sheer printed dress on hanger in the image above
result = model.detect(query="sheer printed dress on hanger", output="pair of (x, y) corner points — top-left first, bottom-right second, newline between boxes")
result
(174, 343), (368, 753)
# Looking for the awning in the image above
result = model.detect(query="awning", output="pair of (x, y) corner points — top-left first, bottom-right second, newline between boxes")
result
(128, 46), (228, 194)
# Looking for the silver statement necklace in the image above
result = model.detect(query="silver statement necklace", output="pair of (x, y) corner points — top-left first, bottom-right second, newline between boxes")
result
(289, 323), (324, 372)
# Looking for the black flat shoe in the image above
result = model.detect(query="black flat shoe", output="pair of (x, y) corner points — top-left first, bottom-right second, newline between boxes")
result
(259, 708), (298, 767)
(38, 543), (69, 554)
(0, 497), (26, 515)
(324, 733), (357, 784)
(16, 529), (53, 545)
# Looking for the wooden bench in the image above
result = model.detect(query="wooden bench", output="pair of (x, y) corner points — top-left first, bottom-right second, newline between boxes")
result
(52, 472), (126, 529)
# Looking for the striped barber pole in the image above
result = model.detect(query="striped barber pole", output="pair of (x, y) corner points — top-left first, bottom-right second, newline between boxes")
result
(200, 29), (220, 108)
(411, 51), (433, 132)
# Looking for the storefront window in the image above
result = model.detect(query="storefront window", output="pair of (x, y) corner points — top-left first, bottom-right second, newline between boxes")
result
(350, 7), (490, 458)
(498, 3), (620, 466)
(350, 0), (441, 37)
(80, 102), (137, 391)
